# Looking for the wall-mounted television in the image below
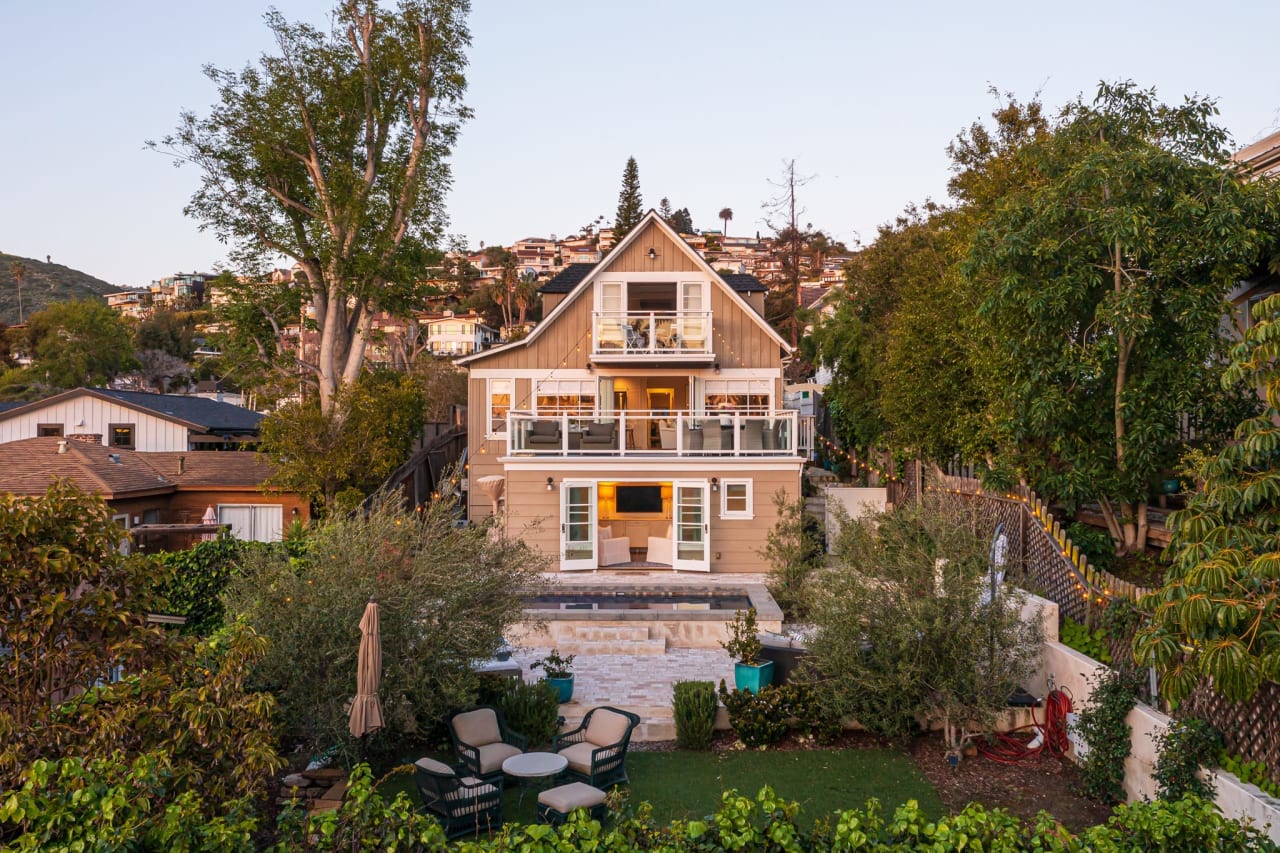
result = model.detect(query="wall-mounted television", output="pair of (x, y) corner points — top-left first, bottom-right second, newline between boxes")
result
(615, 484), (663, 514)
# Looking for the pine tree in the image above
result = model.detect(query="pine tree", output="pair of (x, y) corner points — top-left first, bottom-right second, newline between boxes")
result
(614, 156), (643, 240)
(658, 197), (673, 223)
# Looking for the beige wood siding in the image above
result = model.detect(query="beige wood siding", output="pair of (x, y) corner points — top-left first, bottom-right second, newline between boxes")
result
(710, 285), (783, 370)
(599, 221), (701, 274)
(498, 466), (800, 573)
(466, 291), (593, 370)
(541, 292), (565, 315)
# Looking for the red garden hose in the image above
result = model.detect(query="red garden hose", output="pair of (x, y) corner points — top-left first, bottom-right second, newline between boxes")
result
(975, 687), (1073, 764)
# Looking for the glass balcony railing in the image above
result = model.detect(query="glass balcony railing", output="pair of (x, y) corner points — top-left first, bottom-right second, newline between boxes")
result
(591, 311), (712, 357)
(505, 409), (797, 456)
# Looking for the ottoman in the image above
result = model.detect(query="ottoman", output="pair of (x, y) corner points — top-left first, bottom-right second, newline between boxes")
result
(536, 781), (608, 825)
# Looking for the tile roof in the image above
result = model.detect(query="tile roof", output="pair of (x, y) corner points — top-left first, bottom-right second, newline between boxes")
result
(0, 437), (174, 498)
(538, 263), (767, 295)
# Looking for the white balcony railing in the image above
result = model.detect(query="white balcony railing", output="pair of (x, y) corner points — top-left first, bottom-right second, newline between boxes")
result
(591, 311), (712, 357)
(506, 409), (798, 456)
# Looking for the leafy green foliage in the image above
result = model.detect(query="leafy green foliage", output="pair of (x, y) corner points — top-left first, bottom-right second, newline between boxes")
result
(672, 681), (717, 751)
(1075, 669), (1140, 804)
(1060, 616), (1113, 664)
(153, 0), (471, 414)
(809, 496), (1041, 747)
(1152, 718), (1222, 801)
(1137, 294), (1280, 702)
(530, 648), (575, 679)
(717, 681), (838, 749)
(1065, 522), (1118, 575)
(762, 490), (824, 621)
(222, 492), (546, 757)
(970, 82), (1275, 554)
(1081, 793), (1277, 853)
(473, 677), (562, 749)
(259, 369), (428, 510)
(17, 298), (138, 390)
(720, 607), (762, 665)
(1219, 753), (1280, 799)
(152, 536), (251, 634)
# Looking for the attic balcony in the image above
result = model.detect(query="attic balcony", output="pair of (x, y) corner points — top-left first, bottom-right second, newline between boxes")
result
(591, 311), (714, 364)
(504, 409), (799, 458)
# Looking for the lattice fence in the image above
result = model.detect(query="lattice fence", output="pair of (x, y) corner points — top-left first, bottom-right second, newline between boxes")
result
(1182, 680), (1280, 785)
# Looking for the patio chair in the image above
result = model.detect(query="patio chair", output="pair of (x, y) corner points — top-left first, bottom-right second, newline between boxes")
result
(448, 705), (527, 784)
(526, 419), (562, 450)
(580, 421), (618, 450)
(413, 757), (503, 839)
(646, 526), (673, 566)
(551, 705), (641, 788)
(599, 526), (632, 566)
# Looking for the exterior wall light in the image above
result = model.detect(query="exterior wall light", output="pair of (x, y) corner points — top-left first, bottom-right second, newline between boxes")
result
(546, 476), (554, 491)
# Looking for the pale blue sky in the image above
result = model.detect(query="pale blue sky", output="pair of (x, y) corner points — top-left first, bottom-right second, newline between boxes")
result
(2, 1), (1277, 287)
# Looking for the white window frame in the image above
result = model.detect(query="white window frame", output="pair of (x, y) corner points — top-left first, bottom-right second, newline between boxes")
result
(217, 503), (284, 543)
(488, 378), (513, 438)
(535, 379), (596, 416)
(703, 379), (772, 414)
(719, 479), (754, 519)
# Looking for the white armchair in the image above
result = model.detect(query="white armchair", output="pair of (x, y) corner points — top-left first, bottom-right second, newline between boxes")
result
(645, 526), (673, 566)
(599, 526), (631, 566)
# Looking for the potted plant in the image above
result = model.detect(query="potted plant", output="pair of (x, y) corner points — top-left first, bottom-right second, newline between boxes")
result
(721, 607), (773, 693)
(531, 648), (576, 703)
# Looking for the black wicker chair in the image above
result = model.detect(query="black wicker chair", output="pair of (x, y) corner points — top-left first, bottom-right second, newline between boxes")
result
(448, 704), (527, 784)
(412, 757), (503, 839)
(550, 706), (641, 788)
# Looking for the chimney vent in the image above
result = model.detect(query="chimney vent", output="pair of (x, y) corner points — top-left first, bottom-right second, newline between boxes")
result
(178, 455), (186, 475)
(108, 453), (120, 464)
(57, 439), (68, 454)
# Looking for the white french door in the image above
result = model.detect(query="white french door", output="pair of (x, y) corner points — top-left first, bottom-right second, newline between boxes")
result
(672, 479), (711, 572)
(560, 481), (597, 571)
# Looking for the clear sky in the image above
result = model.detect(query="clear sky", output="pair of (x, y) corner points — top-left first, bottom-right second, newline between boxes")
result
(2, 1), (1277, 287)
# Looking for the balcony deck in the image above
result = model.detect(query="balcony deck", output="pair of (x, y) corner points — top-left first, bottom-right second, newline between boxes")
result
(505, 410), (802, 458)
(591, 311), (713, 363)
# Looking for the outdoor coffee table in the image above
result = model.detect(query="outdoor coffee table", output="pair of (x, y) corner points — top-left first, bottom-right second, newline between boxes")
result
(502, 751), (569, 810)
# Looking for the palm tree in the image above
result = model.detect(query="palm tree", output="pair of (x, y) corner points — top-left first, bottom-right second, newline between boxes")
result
(718, 208), (733, 237)
(8, 261), (26, 323)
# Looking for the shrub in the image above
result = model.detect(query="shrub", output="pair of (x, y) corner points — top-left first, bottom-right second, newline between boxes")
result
(152, 536), (249, 635)
(1076, 668), (1141, 804)
(1066, 521), (1117, 573)
(762, 490), (824, 620)
(1060, 616), (1112, 663)
(496, 679), (561, 749)
(1153, 718), (1222, 801)
(721, 607), (763, 664)
(716, 681), (837, 748)
(809, 495), (1042, 748)
(1219, 753), (1280, 799)
(222, 491), (547, 758)
(673, 681), (717, 750)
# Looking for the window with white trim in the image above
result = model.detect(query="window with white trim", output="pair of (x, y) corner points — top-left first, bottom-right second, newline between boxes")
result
(720, 479), (753, 519)
(488, 379), (512, 435)
(703, 379), (771, 414)
(536, 379), (596, 415)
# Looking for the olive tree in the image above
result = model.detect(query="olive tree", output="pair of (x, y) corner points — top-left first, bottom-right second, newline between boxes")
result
(808, 494), (1041, 747)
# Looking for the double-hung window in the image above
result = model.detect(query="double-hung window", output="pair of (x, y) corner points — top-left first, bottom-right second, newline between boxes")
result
(720, 479), (753, 519)
(703, 379), (771, 414)
(488, 379), (512, 436)
(536, 380), (596, 416)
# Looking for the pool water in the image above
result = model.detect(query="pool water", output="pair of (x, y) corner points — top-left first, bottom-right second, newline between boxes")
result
(524, 591), (751, 611)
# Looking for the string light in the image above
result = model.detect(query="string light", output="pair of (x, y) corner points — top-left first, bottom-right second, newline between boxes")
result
(812, 434), (899, 482)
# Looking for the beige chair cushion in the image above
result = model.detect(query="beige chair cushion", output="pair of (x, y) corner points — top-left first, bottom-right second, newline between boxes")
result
(538, 781), (607, 812)
(585, 709), (631, 748)
(557, 741), (597, 776)
(476, 741), (522, 775)
(452, 708), (501, 747)
(415, 757), (455, 775)
(600, 536), (631, 567)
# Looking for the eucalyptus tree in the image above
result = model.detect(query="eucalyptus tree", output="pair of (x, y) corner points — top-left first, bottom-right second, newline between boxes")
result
(970, 82), (1275, 555)
(154, 0), (472, 416)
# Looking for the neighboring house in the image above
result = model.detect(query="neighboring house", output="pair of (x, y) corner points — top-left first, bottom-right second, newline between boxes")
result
(425, 310), (500, 355)
(0, 436), (308, 544)
(1228, 130), (1280, 336)
(457, 210), (801, 573)
(0, 387), (263, 450)
(106, 289), (151, 319)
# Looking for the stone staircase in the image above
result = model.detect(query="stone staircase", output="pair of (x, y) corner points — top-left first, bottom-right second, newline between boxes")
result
(556, 625), (667, 656)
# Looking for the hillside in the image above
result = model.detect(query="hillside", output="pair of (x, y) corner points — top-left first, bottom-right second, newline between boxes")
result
(0, 253), (119, 325)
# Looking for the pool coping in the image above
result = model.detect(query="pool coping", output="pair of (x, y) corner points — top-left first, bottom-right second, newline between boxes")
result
(521, 582), (782, 623)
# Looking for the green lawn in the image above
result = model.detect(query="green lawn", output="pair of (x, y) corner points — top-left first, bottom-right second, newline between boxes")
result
(378, 748), (941, 829)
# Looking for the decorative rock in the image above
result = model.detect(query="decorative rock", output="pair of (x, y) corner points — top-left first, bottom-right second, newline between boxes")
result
(320, 781), (349, 802)
(302, 768), (347, 782)
(282, 772), (307, 787)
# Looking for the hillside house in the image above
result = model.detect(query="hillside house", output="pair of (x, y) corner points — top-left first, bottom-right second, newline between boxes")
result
(458, 211), (803, 573)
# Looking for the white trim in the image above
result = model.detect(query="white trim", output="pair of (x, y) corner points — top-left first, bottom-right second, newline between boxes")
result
(486, 378), (513, 440)
(719, 478), (754, 519)
(457, 210), (791, 365)
(468, 367), (779, 379)
(499, 459), (803, 472)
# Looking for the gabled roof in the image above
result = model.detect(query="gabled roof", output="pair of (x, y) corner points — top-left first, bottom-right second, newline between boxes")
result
(0, 388), (264, 435)
(0, 437), (175, 498)
(1235, 130), (1280, 180)
(461, 211), (790, 365)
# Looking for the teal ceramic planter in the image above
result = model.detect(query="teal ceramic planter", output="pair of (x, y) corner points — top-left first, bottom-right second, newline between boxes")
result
(1161, 478), (1180, 495)
(734, 660), (774, 694)
(547, 675), (574, 703)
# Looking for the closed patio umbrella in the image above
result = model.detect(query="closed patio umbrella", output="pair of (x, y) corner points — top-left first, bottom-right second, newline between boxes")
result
(348, 599), (384, 738)
(201, 505), (218, 541)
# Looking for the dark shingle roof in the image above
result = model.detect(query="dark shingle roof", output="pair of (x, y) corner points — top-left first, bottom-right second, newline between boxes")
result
(0, 402), (24, 413)
(90, 389), (264, 434)
(145, 451), (275, 488)
(540, 263), (596, 294)
(0, 437), (175, 498)
(539, 263), (766, 295)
